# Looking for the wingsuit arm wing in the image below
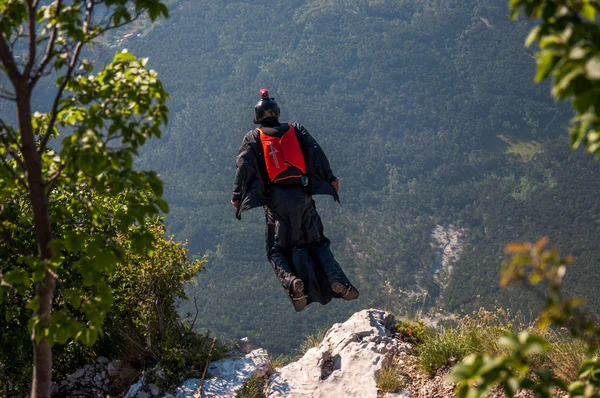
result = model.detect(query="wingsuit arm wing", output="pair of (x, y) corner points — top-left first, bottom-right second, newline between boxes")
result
(294, 123), (337, 182)
(294, 123), (340, 203)
(232, 133), (258, 205)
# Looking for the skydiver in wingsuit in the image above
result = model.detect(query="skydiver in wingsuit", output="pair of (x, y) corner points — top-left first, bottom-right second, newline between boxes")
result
(231, 88), (359, 311)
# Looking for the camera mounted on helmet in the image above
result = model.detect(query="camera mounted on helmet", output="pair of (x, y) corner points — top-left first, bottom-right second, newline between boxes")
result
(254, 87), (280, 124)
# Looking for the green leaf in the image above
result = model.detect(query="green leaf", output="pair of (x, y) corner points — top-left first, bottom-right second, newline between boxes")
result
(155, 198), (169, 213)
(535, 52), (560, 82)
(503, 377), (519, 397)
(114, 50), (136, 63)
(509, 0), (524, 20)
(581, 3), (596, 21)
(525, 26), (541, 48)
(78, 326), (98, 346)
(2, 268), (29, 287)
(26, 296), (41, 312)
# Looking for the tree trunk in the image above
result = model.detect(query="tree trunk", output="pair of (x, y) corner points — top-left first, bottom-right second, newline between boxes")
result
(16, 81), (56, 398)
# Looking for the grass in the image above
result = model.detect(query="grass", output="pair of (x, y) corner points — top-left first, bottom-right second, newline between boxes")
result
(267, 328), (327, 372)
(409, 307), (595, 386)
(270, 354), (295, 370)
(236, 375), (266, 398)
(376, 363), (404, 393)
(497, 134), (542, 162)
(541, 329), (589, 383)
(417, 308), (529, 374)
(418, 328), (469, 374)
(298, 328), (327, 355)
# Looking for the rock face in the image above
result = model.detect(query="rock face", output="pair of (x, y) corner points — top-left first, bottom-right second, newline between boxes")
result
(173, 348), (271, 398)
(431, 224), (464, 288)
(266, 309), (398, 398)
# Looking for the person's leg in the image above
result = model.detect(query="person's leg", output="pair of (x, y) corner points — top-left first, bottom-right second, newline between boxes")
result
(305, 199), (360, 300)
(265, 186), (307, 311)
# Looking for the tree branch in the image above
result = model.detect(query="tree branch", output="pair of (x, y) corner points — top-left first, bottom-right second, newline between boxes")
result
(39, 0), (94, 154)
(23, 0), (37, 78)
(10, 25), (26, 48)
(0, 34), (22, 84)
(0, 92), (16, 101)
(31, 0), (63, 89)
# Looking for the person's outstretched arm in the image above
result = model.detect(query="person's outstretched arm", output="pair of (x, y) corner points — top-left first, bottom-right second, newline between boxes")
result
(295, 123), (339, 191)
(232, 133), (258, 211)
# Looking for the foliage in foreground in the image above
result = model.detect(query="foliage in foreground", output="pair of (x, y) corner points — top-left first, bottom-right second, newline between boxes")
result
(448, 239), (600, 397)
(510, 0), (600, 156)
(0, 208), (225, 394)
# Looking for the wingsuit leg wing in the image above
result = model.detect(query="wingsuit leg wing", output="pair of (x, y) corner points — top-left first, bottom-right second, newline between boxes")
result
(265, 186), (358, 309)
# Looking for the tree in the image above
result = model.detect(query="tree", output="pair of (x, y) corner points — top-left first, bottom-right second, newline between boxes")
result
(0, 1), (169, 396)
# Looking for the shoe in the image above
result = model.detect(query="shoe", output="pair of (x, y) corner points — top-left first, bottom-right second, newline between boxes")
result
(332, 282), (360, 301)
(291, 278), (307, 312)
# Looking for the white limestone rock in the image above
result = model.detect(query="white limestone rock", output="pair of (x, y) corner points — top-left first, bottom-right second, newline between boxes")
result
(266, 309), (398, 398)
(124, 375), (144, 398)
(174, 348), (270, 398)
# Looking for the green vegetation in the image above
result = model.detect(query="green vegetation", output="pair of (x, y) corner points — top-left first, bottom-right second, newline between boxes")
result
(237, 375), (267, 398)
(419, 329), (470, 375)
(395, 319), (431, 345)
(449, 240), (600, 397)
(416, 308), (533, 375)
(0, 0), (225, 395)
(298, 328), (327, 355)
(3, 0), (600, 393)
(498, 134), (542, 161)
(392, 309), (591, 388)
(376, 363), (405, 393)
(0, 203), (225, 394)
(270, 354), (295, 370)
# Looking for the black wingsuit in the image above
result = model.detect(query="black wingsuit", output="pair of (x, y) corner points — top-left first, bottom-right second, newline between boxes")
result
(232, 118), (353, 306)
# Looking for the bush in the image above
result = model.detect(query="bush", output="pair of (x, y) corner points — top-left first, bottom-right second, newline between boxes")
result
(1, 215), (220, 396)
(450, 239), (600, 397)
(101, 220), (229, 388)
(394, 319), (431, 344)
(102, 220), (205, 362)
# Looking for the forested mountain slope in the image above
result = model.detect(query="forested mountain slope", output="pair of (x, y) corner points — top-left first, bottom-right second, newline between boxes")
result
(114, 0), (600, 354)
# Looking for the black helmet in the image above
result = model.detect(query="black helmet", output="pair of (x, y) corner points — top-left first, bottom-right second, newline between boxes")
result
(254, 88), (280, 124)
